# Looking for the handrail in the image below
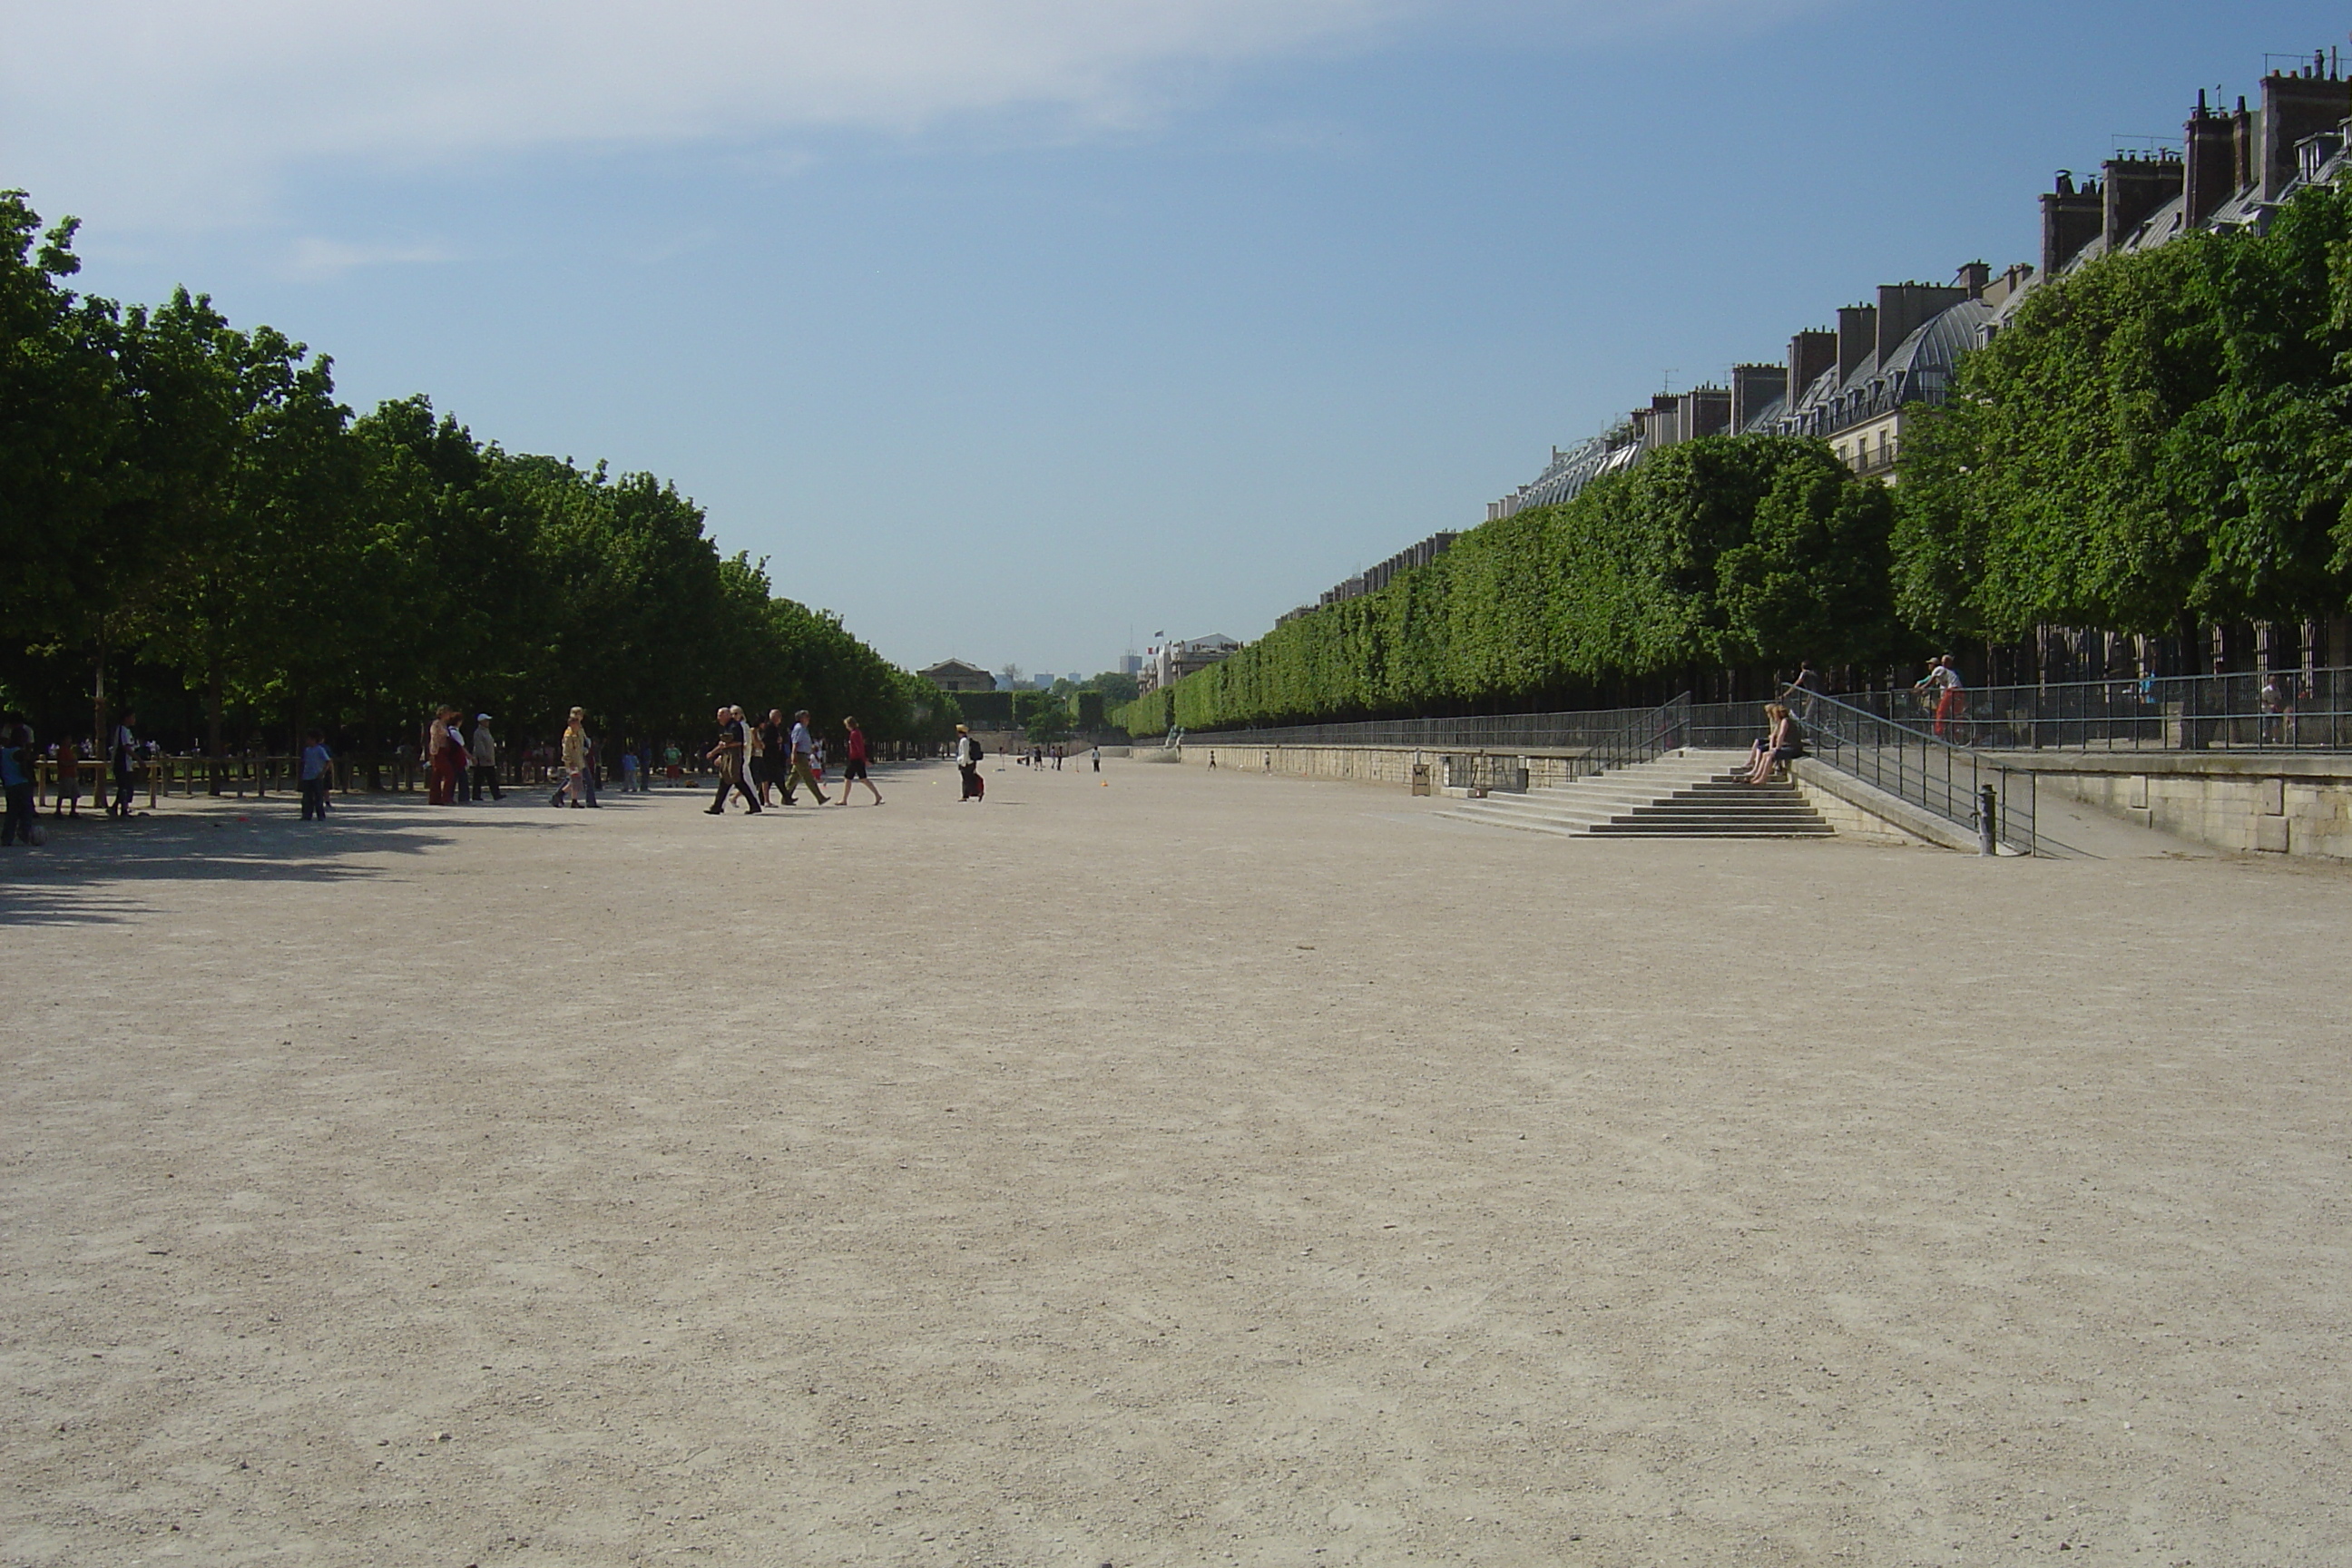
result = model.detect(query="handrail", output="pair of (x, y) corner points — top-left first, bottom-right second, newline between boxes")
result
(1690, 692), (2067, 857)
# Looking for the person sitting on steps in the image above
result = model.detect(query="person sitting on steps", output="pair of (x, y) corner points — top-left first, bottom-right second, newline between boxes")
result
(1745, 701), (1804, 785)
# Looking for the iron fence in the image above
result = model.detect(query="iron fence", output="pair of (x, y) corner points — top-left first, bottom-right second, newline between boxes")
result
(1683, 695), (2060, 856)
(1179, 694), (1691, 775)
(1824, 666), (2352, 753)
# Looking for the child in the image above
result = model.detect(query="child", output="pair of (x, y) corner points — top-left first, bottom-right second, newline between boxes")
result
(621, 746), (642, 793)
(53, 737), (81, 816)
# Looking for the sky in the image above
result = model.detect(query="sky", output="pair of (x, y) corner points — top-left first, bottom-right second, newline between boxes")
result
(5, 1), (2349, 680)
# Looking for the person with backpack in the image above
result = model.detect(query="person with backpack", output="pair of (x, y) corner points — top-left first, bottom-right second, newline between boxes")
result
(955, 724), (985, 801)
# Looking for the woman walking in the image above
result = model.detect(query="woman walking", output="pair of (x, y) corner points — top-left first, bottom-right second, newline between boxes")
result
(836, 717), (884, 805)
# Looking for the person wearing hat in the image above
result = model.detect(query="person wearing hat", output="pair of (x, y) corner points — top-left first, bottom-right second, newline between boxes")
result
(954, 723), (984, 801)
(468, 713), (502, 801)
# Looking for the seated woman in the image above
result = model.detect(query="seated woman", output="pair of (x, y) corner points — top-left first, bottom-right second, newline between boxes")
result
(1745, 701), (1804, 784)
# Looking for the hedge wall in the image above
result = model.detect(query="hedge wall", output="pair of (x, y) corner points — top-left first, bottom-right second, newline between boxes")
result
(1112, 435), (1898, 734)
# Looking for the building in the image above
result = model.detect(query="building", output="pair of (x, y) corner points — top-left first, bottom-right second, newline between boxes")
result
(918, 659), (996, 693)
(1483, 52), (2352, 508)
(1137, 634), (1240, 695)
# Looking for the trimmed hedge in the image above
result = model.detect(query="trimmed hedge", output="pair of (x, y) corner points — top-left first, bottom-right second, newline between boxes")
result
(1113, 436), (1898, 734)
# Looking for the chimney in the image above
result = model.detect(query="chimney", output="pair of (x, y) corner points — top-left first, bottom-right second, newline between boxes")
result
(1677, 387), (1730, 442)
(1876, 283), (1966, 364)
(2259, 63), (2351, 201)
(2185, 89), (2237, 224)
(1953, 260), (1991, 299)
(2041, 172), (2103, 277)
(2102, 151), (2183, 250)
(1837, 305), (1878, 384)
(2233, 97), (2257, 189)
(1730, 363), (1788, 432)
(1640, 393), (1681, 452)
(1786, 329), (1837, 407)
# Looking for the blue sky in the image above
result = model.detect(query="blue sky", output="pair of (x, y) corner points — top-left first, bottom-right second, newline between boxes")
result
(6, 1), (2347, 679)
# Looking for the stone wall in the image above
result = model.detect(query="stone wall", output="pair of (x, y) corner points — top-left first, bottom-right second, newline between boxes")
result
(2004, 753), (2352, 858)
(1173, 744), (1604, 790)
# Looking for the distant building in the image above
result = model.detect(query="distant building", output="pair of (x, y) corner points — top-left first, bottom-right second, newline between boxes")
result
(1119, 653), (1143, 676)
(919, 659), (996, 693)
(1485, 54), (2352, 507)
(1137, 634), (1240, 694)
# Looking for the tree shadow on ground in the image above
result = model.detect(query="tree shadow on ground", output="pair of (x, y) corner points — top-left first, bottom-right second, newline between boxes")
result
(0, 795), (588, 927)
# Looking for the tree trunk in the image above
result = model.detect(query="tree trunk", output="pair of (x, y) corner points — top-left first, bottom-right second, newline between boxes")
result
(90, 618), (109, 812)
(206, 662), (226, 795)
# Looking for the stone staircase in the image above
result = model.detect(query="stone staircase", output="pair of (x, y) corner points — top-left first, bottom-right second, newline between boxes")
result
(1436, 750), (1834, 839)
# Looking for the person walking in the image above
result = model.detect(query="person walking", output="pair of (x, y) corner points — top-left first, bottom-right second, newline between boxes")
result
(555, 708), (590, 808)
(785, 710), (829, 805)
(107, 709), (139, 817)
(469, 714), (503, 800)
(836, 716), (884, 805)
(427, 706), (466, 805)
(620, 741), (642, 793)
(757, 709), (787, 805)
(705, 706), (761, 814)
(1, 722), (35, 847)
(1090, 744), (1101, 773)
(955, 724), (985, 801)
(299, 730), (333, 820)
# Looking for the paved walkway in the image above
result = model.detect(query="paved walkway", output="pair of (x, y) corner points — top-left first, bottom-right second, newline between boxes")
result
(3, 761), (2347, 1564)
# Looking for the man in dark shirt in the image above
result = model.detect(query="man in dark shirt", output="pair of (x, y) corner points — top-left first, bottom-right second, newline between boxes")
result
(704, 706), (760, 815)
(758, 708), (788, 806)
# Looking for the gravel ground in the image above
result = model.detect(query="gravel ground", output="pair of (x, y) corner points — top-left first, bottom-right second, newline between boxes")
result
(2, 758), (2347, 1567)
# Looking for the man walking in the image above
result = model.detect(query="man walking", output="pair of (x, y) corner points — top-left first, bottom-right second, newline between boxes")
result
(705, 706), (761, 814)
(107, 708), (139, 817)
(299, 730), (333, 820)
(469, 714), (503, 800)
(786, 709), (829, 805)
(758, 708), (788, 805)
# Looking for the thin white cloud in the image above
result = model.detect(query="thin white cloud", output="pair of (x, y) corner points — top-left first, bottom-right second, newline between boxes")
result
(284, 237), (459, 280)
(0, 0), (1826, 227)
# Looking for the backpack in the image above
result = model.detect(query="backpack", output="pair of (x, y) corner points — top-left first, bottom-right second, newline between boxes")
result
(966, 738), (984, 761)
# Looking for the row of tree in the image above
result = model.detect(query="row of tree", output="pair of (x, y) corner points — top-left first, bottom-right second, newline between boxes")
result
(1117, 436), (1902, 733)
(1118, 177), (2352, 735)
(0, 191), (955, 761)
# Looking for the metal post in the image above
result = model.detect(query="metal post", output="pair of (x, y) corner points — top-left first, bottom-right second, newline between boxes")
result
(1977, 784), (1998, 857)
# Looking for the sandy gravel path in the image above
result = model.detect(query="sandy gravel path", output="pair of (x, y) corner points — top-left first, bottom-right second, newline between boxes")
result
(2, 759), (2347, 1566)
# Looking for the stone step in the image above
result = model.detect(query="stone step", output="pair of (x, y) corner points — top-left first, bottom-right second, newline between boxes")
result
(1438, 756), (1834, 840)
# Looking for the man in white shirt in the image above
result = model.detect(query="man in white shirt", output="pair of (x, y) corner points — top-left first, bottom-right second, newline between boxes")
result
(1931, 655), (1966, 740)
(785, 710), (828, 805)
(469, 715), (502, 800)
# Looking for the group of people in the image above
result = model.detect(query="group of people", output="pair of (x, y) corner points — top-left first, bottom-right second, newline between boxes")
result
(0, 710), (144, 845)
(422, 710), (507, 805)
(702, 706), (884, 816)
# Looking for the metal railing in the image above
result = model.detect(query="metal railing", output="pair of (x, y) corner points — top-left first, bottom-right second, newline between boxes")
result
(1836, 666), (2352, 753)
(1181, 693), (1693, 775)
(1685, 695), (2058, 856)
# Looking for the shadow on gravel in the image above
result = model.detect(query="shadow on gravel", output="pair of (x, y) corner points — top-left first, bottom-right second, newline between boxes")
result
(0, 795), (594, 926)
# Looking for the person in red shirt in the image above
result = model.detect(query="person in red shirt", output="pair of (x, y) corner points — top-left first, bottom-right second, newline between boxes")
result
(837, 716), (884, 806)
